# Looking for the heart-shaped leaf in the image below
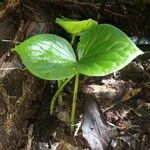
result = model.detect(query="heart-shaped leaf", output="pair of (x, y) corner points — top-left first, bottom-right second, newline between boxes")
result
(55, 18), (97, 36)
(14, 34), (77, 80)
(78, 24), (143, 76)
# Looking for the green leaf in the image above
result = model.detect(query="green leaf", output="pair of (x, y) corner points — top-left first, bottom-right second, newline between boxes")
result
(78, 24), (144, 76)
(14, 34), (77, 80)
(55, 18), (97, 36)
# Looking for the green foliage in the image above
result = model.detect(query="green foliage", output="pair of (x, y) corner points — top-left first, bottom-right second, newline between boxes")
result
(14, 34), (77, 80)
(55, 17), (98, 36)
(14, 25), (143, 79)
(78, 24), (143, 76)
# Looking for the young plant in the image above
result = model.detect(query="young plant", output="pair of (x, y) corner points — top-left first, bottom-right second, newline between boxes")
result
(13, 18), (143, 131)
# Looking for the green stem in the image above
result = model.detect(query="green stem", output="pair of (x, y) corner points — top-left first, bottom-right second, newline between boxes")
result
(50, 77), (73, 114)
(71, 35), (76, 46)
(70, 73), (79, 131)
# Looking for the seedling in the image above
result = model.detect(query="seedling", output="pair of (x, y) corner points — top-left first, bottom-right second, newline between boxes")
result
(13, 18), (143, 131)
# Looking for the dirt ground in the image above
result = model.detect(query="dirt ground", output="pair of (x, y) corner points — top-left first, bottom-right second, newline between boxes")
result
(0, 0), (150, 149)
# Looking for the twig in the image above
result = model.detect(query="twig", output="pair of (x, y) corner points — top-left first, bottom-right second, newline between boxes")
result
(0, 67), (22, 71)
(26, 124), (33, 150)
(1, 39), (20, 44)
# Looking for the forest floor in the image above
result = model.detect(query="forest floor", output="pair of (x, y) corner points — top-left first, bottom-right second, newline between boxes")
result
(0, 0), (150, 149)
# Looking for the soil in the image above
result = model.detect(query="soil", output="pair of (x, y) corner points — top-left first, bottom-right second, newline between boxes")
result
(0, 0), (150, 150)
